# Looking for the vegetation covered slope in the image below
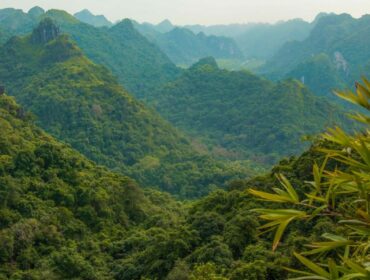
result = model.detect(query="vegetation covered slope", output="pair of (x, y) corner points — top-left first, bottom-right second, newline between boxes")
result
(0, 93), (172, 279)
(146, 58), (349, 165)
(0, 8), (36, 36)
(0, 7), (180, 97)
(133, 22), (244, 66)
(0, 92), (344, 280)
(0, 19), (254, 198)
(263, 13), (370, 97)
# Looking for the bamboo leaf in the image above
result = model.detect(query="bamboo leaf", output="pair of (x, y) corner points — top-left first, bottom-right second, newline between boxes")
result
(294, 253), (330, 278)
(277, 174), (300, 203)
(248, 189), (294, 203)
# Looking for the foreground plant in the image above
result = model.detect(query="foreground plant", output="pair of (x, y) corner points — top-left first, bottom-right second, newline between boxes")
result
(249, 79), (370, 279)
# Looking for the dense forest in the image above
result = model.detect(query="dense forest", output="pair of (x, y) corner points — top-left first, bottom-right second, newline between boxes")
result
(0, 8), (180, 97)
(146, 57), (350, 164)
(0, 19), (257, 199)
(1, 89), (367, 279)
(0, 4), (369, 280)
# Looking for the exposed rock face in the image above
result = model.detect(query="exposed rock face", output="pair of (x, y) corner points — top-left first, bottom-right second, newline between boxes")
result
(31, 18), (60, 44)
(334, 51), (349, 73)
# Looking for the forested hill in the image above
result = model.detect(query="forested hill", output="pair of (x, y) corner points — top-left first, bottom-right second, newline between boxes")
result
(0, 19), (256, 198)
(0, 93), (181, 279)
(132, 21), (244, 66)
(0, 7), (180, 97)
(262, 13), (370, 97)
(0, 93), (343, 279)
(146, 57), (350, 164)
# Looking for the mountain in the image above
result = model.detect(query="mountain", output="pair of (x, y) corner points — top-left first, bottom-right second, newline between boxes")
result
(285, 53), (347, 97)
(0, 93), (183, 279)
(262, 13), (370, 97)
(155, 19), (175, 32)
(185, 23), (258, 37)
(42, 11), (180, 97)
(0, 8), (180, 97)
(184, 19), (314, 60)
(0, 94), (343, 279)
(0, 8), (36, 36)
(133, 23), (244, 65)
(74, 9), (112, 27)
(235, 19), (313, 59)
(28, 6), (45, 18)
(0, 19), (255, 198)
(145, 57), (349, 165)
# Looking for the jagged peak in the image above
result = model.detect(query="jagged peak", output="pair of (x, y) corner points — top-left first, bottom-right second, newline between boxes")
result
(158, 19), (172, 26)
(110, 19), (139, 37)
(156, 19), (175, 32)
(75, 9), (93, 16)
(114, 18), (134, 29)
(43, 9), (80, 24)
(31, 18), (60, 44)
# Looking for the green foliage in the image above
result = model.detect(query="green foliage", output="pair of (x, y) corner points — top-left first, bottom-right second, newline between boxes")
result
(287, 53), (347, 97)
(0, 8), (180, 96)
(0, 94), (165, 279)
(0, 21), (255, 198)
(146, 57), (350, 165)
(249, 78), (370, 278)
(1, 93), (351, 279)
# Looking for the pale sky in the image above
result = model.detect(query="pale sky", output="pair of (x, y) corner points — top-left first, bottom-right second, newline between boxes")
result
(1, 0), (370, 25)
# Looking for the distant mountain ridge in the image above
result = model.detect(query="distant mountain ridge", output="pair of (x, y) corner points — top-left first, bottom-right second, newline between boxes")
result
(184, 18), (318, 59)
(0, 7), (180, 97)
(0, 19), (255, 198)
(262, 13), (370, 98)
(74, 9), (112, 27)
(132, 20), (244, 66)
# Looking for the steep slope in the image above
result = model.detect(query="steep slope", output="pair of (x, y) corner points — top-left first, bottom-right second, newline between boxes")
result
(146, 58), (349, 165)
(0, 8), (36, 36)
(0, 8), (180, 97)
(0, 92), (347, 280)
(263, 13), (370, 97)
(0, 93), (171, 279)
(286, 53), (347, 97)
(44, 10), (180, 97)
(133, 22), (244, 66)
(0, 20), (254, 198)
(74, 9), (112, 27)
(0, 27), (9, 44)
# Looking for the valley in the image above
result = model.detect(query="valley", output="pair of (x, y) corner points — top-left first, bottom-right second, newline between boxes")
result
(0, 4), (369, 280)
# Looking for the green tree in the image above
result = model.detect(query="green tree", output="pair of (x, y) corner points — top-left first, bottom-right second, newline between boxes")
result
(249, 79), (370, 278)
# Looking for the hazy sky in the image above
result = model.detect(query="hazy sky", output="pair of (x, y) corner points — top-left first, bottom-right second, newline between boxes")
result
(1, 0), (370, 25)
